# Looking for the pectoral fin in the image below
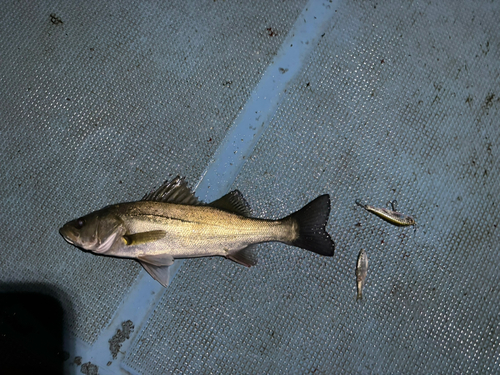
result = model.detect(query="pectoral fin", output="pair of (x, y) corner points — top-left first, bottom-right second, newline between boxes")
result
(123, 230), (166, 246)
(139, 261), (171, 288)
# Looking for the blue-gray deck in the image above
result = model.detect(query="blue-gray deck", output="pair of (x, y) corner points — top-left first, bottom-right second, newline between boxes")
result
(0, 0), (499, 374)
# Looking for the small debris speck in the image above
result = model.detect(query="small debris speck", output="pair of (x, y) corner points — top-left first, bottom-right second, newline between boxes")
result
(80, 362), (99, 375)
(266, 27), (276, 37)
(50, 13), (63, 25)
(74, 356), (82, 366)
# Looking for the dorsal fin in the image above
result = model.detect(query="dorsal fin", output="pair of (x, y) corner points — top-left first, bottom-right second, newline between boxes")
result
(142, 176), (201, 205)
(208, 190), (252, 217)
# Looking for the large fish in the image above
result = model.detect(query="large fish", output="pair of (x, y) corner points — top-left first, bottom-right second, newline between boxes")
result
(60, 176), (335, 287)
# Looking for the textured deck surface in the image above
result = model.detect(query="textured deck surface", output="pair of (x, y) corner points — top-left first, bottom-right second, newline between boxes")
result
(1, 0), (499, 374)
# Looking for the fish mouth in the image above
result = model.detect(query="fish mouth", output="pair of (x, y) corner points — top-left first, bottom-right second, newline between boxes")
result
(59, 224), (78, 245)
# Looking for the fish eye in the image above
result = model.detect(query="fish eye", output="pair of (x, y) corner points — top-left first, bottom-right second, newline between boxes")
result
(74, 218), (85, 229)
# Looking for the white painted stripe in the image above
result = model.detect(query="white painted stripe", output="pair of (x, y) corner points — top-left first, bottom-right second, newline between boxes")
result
(195, 0), (338, 202)
(64, 261), (185, 374)
(64, 271), (165, 374)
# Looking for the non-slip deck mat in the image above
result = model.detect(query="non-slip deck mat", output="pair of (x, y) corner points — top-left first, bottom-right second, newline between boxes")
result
(1, 0), (499, 373)
(125, 0), (500, 374)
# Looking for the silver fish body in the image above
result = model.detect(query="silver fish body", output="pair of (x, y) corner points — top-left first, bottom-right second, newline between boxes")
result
(62, 201), (297, 260)
(355, 199), (416, 227)
(355, 249), (368, 300)
(60, 177), (335, 287)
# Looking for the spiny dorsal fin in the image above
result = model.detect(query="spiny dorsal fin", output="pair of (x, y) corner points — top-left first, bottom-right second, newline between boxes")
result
(123, 230), (166, 246)
(142, 176), (201, 205)
(209, 190), (252, 217)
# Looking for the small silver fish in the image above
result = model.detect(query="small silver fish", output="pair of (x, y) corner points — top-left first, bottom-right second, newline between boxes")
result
(60, 176), (335, 287)
(355, 199), (416, 227)
(355, 249), (368, 300)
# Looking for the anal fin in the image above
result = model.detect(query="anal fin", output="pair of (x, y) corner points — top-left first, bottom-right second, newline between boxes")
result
(226, 246), (257, 267)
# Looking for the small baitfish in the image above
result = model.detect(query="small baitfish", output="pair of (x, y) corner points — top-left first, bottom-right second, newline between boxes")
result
(355, 248), (368, 300)
(60, 176), (335, 287)
(355, 199), (416, 227)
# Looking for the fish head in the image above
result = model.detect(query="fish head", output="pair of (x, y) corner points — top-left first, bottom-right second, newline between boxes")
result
(59, 208), (125, 254)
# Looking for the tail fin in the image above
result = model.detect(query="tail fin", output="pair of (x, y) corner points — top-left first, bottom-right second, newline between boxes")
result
(285, 194), (335, 256)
